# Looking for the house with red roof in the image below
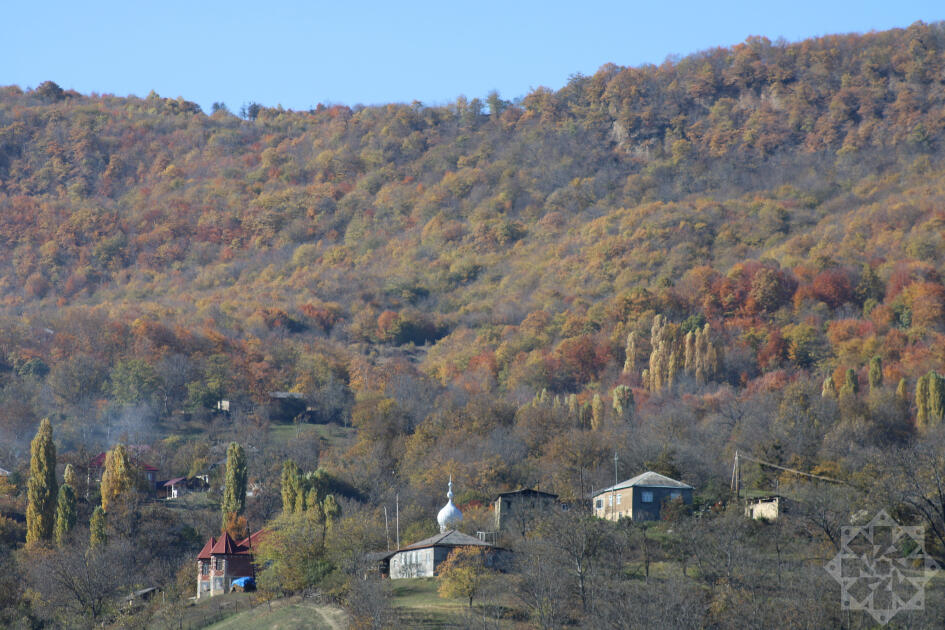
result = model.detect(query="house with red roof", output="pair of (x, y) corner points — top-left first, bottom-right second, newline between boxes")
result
(196, 530), (265, 599)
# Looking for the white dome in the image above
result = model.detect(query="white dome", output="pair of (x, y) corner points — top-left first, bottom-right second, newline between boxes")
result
(437, 476), (463, 532)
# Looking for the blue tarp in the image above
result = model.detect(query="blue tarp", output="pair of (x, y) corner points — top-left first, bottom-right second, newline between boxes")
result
(230, 577), (255, 589)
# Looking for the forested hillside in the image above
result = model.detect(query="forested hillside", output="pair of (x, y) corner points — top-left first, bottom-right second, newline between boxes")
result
(3, 21), (945, 628)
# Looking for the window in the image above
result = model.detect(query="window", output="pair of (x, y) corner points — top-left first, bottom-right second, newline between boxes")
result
(200, 561), (209, 576)
(670, 491), (681, 499)
(214, 557), (224, 571)
(608, 495), (613, 506)
(641, 491), (654, 503)
(595, 499), (602, 509)
(616, 494), (621, 505)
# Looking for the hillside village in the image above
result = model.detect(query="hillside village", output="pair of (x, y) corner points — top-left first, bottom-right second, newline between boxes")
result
(3, 20), (945, 629)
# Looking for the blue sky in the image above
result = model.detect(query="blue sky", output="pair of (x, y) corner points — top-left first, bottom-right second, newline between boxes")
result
(4, 1), (942, 113)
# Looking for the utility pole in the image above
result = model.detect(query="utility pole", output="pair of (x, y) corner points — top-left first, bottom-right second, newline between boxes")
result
(395, 493), (400, 549)
(612, 451), (619, 520)
(384, 506), (390, 551)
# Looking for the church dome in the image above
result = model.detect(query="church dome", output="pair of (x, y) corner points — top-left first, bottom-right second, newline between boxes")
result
(436, 476), (463, 532)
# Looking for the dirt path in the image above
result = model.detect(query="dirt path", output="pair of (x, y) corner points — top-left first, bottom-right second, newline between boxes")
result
(307, 603), (349, 630)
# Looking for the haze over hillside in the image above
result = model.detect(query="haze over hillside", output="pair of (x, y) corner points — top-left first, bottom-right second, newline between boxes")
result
(3, 22), (945, 628)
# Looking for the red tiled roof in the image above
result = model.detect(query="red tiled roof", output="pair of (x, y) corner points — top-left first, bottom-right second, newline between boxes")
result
(210, 532), (240, 555)
(199, 529), (267, 558)
(197, 537), (216, 560)
(238, 529), (267, 553)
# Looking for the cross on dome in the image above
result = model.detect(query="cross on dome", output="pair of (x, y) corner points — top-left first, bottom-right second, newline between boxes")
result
(436, 475), (463, 532)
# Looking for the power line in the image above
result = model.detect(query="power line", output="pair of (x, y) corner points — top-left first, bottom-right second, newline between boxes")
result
(732, 450), (847, 496)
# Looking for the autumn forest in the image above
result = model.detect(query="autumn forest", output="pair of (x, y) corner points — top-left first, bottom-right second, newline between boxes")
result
(3, 21), (945, 628)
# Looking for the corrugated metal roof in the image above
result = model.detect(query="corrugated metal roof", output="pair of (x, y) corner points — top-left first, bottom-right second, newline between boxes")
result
(495, 488), (558, 500)
(401, 529), (493, 550)
(593, 471), (693, 496)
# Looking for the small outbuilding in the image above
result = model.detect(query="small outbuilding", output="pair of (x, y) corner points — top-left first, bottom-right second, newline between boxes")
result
(493, 488), (558, 537)
(745, 495), (787, 520)
(592, 471), (693, 521)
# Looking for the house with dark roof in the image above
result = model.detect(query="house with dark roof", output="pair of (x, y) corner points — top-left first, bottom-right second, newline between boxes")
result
(592, 471), (693, 521)
(196, 530), (265, 599)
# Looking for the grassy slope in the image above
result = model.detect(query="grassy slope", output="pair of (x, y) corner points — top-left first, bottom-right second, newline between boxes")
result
(155, 594), (347, 630)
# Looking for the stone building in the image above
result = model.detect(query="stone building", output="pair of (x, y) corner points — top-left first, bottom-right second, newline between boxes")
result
(592, 471), (693, 521)
(493, 488), (558, 537)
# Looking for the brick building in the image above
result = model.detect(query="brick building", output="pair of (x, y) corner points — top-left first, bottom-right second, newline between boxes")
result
(196, 530), (264, 598)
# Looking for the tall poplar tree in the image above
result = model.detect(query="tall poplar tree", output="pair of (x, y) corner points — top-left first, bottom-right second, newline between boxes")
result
(281, 459), (301, 514)
(26, 418), (57, 545)
(100, 444), (137, 512)
(868, 356), (883, 393)
(63, 463), (78, 490)
(221, 442), (247, 525)
(90, 506), (107, 548)
(54, 483), (77, 545)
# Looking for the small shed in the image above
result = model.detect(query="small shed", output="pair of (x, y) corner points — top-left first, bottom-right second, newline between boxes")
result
(592, 471), (693, 521)
(745, 495), (787, 520)
(160, 477), (188, 500)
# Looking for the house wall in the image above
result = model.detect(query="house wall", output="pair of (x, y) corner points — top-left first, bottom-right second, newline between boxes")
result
(197, 554), (256, 598)
(390, 547), (435, 579)
(494, 493), (556, 533)
(197, 561), (211, 599)
(593, 487), (692, 521)
(746, 497), (781, 520)
(592, 488), (634, 521)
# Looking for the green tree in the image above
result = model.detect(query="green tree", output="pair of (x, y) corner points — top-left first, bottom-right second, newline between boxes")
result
(221, 442), (247, 524)
(868, 356), (883, 393)
(90, 506), (107, 548)
(590, 394), (604, 430)
(100, 444), (139, 512)
(821, 374), (837, 398)
(109, 359), (160, 405)
(281, 459), (302, 514)
(929, 372), (945, 428)
(63, 463), (78, 490)
(917, 372), (930, 428)
(855, 264), (884, 305)
(54, 483), (77, 545)
(840, 368), (859, 398)
(26, 418), (57, 546)
(896, 378), (909, 404)
(612, 385), (634, 422)
(255, 510), (333, 595)
(916, 371), (945, 430)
